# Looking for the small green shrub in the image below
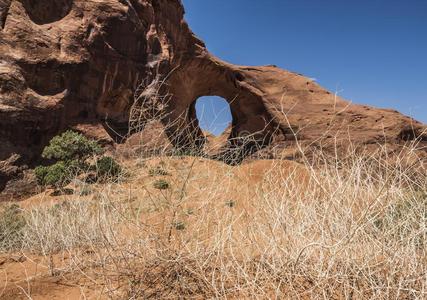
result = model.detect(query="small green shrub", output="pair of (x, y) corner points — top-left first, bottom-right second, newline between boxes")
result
(0, 204), (26, 250)
(44, 162), (68, 186)
(173, 221), (186, 231)
(373, 194), (427, 247)
(35, 161), (70, 187)
(35, 131), (125, 188)
(78, 185), (93, 196)
(66, 159), (88, 174)
(34, 165), (49, 185)
(173, 147), (201, 157)
(153, 179), (170, 190)
(96, 156), (122, 180)
(225, 200), (236, 208)
(148, 166), (169, 176)
(48, 200), (72, 216)
(42, 130), (103, 161)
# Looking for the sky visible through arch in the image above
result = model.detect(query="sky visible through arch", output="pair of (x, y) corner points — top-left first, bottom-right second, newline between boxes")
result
(183, 0), (427, 130)
(195, 96), (232, 136)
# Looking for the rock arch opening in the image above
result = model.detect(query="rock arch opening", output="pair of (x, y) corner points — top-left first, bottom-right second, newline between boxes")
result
(188, 96), (233, 156)
(194, 96), (232, 137)
(164, 59), (280, 162)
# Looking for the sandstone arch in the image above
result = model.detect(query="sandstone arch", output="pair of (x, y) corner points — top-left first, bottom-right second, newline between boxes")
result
(162, 56), (278, 157)
(0, 0), (425, 199)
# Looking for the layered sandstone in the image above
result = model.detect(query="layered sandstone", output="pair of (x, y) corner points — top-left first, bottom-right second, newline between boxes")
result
(0, 0), (426, 199)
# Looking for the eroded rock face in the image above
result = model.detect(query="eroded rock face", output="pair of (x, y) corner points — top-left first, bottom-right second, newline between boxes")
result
(0, 0), (426, 198)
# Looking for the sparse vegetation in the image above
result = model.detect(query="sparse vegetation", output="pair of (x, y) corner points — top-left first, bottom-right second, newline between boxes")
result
(173, 221), (186, 231)
(95, 156), (122, 180)
(35, 161), (70, 187)
(42, 130), (103, 161)
(34, 131), (123, 189)
(225, 200), (235, 207)
(0, 204), (26, 250)
(373, 191), (427, 247)
(153, 179), (170, 190)
(148, 166), (170, 176)
(1, 78), (426, 299)
(4, 143), (426, 298)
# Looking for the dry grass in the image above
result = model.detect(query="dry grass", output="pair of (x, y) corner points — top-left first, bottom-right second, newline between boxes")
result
(0, 143), (426, 299)
(1, 78), (426, 299)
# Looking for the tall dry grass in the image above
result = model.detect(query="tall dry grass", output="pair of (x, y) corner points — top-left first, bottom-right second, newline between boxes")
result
(1, 76), (426, 299)
(1, 142), (425, 299)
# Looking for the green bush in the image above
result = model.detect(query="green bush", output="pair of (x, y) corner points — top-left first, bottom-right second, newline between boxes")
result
(35, 131), (125, 188)
(153, 179), (170, 190)
(0, 204), (26, 250)
(35, 162), (67, 187)
(96, 156), (122, 179)
(34, 165), (49, 185)
(34, 161), (81, 188)
(43, 162), (68, 187)
(42, 130), (103, 161)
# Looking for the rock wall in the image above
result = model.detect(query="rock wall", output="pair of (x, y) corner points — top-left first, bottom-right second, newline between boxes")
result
(0, 0), (426, 198)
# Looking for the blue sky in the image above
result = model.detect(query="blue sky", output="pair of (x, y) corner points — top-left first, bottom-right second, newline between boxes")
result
(195, 96), (232, 135)
(183, 0), (427, 135)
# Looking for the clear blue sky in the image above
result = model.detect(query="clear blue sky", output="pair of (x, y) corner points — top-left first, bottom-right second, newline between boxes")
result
(183, 0), (427, 135)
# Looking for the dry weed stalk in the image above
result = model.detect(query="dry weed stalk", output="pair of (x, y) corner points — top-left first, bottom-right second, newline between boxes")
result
(1, 80), (426, 299)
